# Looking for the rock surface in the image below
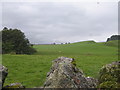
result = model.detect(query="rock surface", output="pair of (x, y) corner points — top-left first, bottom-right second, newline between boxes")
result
(0, 65), (8, 88)
(98, 61), (120, 88)
(44, 57), (97, 88)
(4, 83), (25, 88)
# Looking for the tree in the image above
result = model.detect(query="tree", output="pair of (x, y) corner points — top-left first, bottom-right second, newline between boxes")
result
(1, 27), (36, 54)
(106, 35), (120, 42)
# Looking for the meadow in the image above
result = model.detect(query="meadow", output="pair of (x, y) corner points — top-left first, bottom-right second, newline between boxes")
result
(2, 40), (119, 88)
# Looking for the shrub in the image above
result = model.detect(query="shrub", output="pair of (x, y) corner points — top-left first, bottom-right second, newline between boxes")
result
(1, 27), (36, 54)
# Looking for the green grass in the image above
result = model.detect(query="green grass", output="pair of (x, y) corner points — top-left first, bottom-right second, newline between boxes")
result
(2, 40), (119, 88)
(2, 55), (56, 88)
(104, 40), (119, 47)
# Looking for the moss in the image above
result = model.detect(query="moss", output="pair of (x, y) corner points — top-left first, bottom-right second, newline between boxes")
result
(4, 83), (25, 88)
(98, 61), (120, 88)
(71, 60), (76, 66)
(98, 81), (120, 88)
(99, 74), (117, 83)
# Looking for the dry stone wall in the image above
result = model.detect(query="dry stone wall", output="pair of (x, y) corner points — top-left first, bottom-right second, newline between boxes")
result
(44, 57), (97, 88)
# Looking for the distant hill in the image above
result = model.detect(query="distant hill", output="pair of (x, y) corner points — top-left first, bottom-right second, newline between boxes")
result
(78, 40), (96, 44)
(107, 35), (120, 42)
(104, 40), (119, 47)
(72, 40), (96, 44)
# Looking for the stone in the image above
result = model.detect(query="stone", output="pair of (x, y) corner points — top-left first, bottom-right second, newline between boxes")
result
(3, 83), (25, 88)
(0, 65), (8, 89)
(98, 61), (120, 88)
(86, 77), (98, 88)
(44, 57), (97, 88)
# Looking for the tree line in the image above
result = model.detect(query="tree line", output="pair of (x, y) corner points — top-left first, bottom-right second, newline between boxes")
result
(1, 27), (36, 54)
(107, 35), (120, 42)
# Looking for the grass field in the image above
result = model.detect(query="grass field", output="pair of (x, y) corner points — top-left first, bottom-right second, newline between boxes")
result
(2, 40), (119, 88)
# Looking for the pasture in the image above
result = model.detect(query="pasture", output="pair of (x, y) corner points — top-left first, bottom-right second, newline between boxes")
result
(2, 41), (119, 88)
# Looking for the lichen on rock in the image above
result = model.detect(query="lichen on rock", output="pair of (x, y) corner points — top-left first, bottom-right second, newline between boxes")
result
(98, 61), (120, 88)
(44, 57), (97, 88)
(0, 65), (8, 89)
(4, 83), (25, 89)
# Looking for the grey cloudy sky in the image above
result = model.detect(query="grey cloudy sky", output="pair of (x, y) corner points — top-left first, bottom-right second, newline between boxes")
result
(1, 0), (118, 44)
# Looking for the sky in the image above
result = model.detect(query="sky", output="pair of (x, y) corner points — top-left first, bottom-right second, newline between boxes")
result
(0, 0), (119, 44)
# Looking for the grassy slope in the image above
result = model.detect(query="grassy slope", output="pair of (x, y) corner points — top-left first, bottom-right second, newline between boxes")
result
(104, 40), (119, 47)
(2, 41), (119, 88)
(96, 40), (118, 47)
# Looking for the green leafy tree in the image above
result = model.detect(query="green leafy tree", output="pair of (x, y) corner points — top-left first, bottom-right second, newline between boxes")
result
(1, 27), (36, 54)
(107, 35), (120, 42)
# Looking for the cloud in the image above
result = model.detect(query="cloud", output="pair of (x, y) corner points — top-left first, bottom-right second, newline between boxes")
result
(2, 1), (118, 44)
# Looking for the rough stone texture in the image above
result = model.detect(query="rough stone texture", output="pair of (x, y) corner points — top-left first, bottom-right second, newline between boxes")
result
(44, 57), (97, 88)
(98, 61), (120, 88)
(0, 65), (8, 89)
(4, 83), (25, 88)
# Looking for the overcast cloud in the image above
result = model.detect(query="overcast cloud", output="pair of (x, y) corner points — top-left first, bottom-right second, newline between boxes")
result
(2, 1), (118, 44)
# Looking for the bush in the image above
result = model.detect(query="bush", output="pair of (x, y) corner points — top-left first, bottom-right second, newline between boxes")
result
(1, 27), (37, 54)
